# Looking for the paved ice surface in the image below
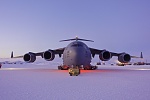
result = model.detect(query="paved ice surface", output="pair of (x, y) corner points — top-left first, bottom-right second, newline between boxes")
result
(0, 60), (150, 100)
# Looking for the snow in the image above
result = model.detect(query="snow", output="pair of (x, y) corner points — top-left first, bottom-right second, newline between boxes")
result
(0, 58), (150, 100)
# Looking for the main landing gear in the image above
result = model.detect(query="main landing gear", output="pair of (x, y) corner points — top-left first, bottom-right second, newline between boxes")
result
(58, 65), (98, 70)
(58, 65), (98, 76)
(84, 65), (98, 70)
(58, 65), (69, 70)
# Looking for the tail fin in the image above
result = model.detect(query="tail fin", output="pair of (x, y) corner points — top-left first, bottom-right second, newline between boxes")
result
(140, 52), (143, 58)
(11, 51), (13, 58)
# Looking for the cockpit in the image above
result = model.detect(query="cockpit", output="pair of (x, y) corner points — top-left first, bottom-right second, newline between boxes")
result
(71, 44), (83, 47)
(68, 41), (89, 49)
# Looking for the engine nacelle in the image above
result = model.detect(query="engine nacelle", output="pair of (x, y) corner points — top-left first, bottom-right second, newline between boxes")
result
(23, 52), (36, 63)
(99, 50), (111, 61)
(43, 50), (55, 61)
(118, 53), (131, 63)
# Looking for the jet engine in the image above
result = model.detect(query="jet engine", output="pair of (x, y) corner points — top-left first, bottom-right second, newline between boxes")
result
(99, 50), (111, 61)
(118, 53), (131, 63)
(43, 50), (55, 61)
(23, 52), (36, 63)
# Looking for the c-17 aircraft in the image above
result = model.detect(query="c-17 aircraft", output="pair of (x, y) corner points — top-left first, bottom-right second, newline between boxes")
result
(11, 37), (142, 70)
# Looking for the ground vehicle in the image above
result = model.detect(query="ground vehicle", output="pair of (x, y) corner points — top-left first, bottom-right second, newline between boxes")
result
(68, 67), (80, 76)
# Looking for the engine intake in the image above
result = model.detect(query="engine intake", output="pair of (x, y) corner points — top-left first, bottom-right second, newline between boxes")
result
(23, 52), (36, 63)
(99, 50), (111, 61)
(118, 53), (131, 63)
(43, 50), (55, 61)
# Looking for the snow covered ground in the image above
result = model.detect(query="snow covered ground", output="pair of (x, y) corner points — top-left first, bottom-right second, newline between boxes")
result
(0, 58), (150, 100)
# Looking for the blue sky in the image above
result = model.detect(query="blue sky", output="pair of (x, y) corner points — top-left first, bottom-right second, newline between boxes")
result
(0, 0), (150, 61)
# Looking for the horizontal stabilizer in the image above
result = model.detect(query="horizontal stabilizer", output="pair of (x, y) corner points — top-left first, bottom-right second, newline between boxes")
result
(60, 36), (94, 42)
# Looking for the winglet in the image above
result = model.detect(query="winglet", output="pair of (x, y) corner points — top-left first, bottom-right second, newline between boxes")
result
(11, 51), (13, 58)
(140, 52), (143, 58)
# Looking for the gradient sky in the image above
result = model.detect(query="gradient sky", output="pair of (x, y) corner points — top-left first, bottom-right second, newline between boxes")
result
(0, 0), (150, 62)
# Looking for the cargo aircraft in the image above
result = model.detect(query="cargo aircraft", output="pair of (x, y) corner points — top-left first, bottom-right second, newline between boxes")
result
(11, 37), (142, 70)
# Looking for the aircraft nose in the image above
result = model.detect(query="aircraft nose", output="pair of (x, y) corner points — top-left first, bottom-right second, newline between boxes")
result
(73, 49), (85, 63)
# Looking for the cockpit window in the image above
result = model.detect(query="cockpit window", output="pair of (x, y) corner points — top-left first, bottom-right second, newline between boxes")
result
(71, 44), (83, 47)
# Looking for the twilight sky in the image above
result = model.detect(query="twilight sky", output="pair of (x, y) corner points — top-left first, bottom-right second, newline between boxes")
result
(0, 0), (150, 61)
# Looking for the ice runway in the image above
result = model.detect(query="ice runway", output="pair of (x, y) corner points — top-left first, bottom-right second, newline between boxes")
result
(0, 64), (150, 100)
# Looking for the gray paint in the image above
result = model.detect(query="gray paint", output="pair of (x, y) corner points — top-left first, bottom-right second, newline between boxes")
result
(63, 41), (91, 68)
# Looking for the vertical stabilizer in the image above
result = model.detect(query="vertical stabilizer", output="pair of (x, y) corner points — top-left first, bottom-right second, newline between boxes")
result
(11, 51), (13, 58)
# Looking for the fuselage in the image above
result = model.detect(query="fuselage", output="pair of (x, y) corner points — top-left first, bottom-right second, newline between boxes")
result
(63, 41), (91, 69)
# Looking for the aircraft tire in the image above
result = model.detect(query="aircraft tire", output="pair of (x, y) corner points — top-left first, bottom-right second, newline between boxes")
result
(84, 67), (87, 70)
(58, 66), (62, 70)
(69, 73), (72, 76)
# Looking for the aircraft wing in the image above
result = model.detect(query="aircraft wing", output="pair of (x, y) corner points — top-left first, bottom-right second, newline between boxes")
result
(89, 48), (142, 58)
(89, 48), (120, 57)
(53, 48), (65, 54)
(11, 47), (65, 58)
(12, 55), (24, 58)
(130, 56), (142, 58)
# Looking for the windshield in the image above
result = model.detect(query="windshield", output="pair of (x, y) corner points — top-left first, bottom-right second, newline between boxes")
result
(71, 44), (83, 47)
